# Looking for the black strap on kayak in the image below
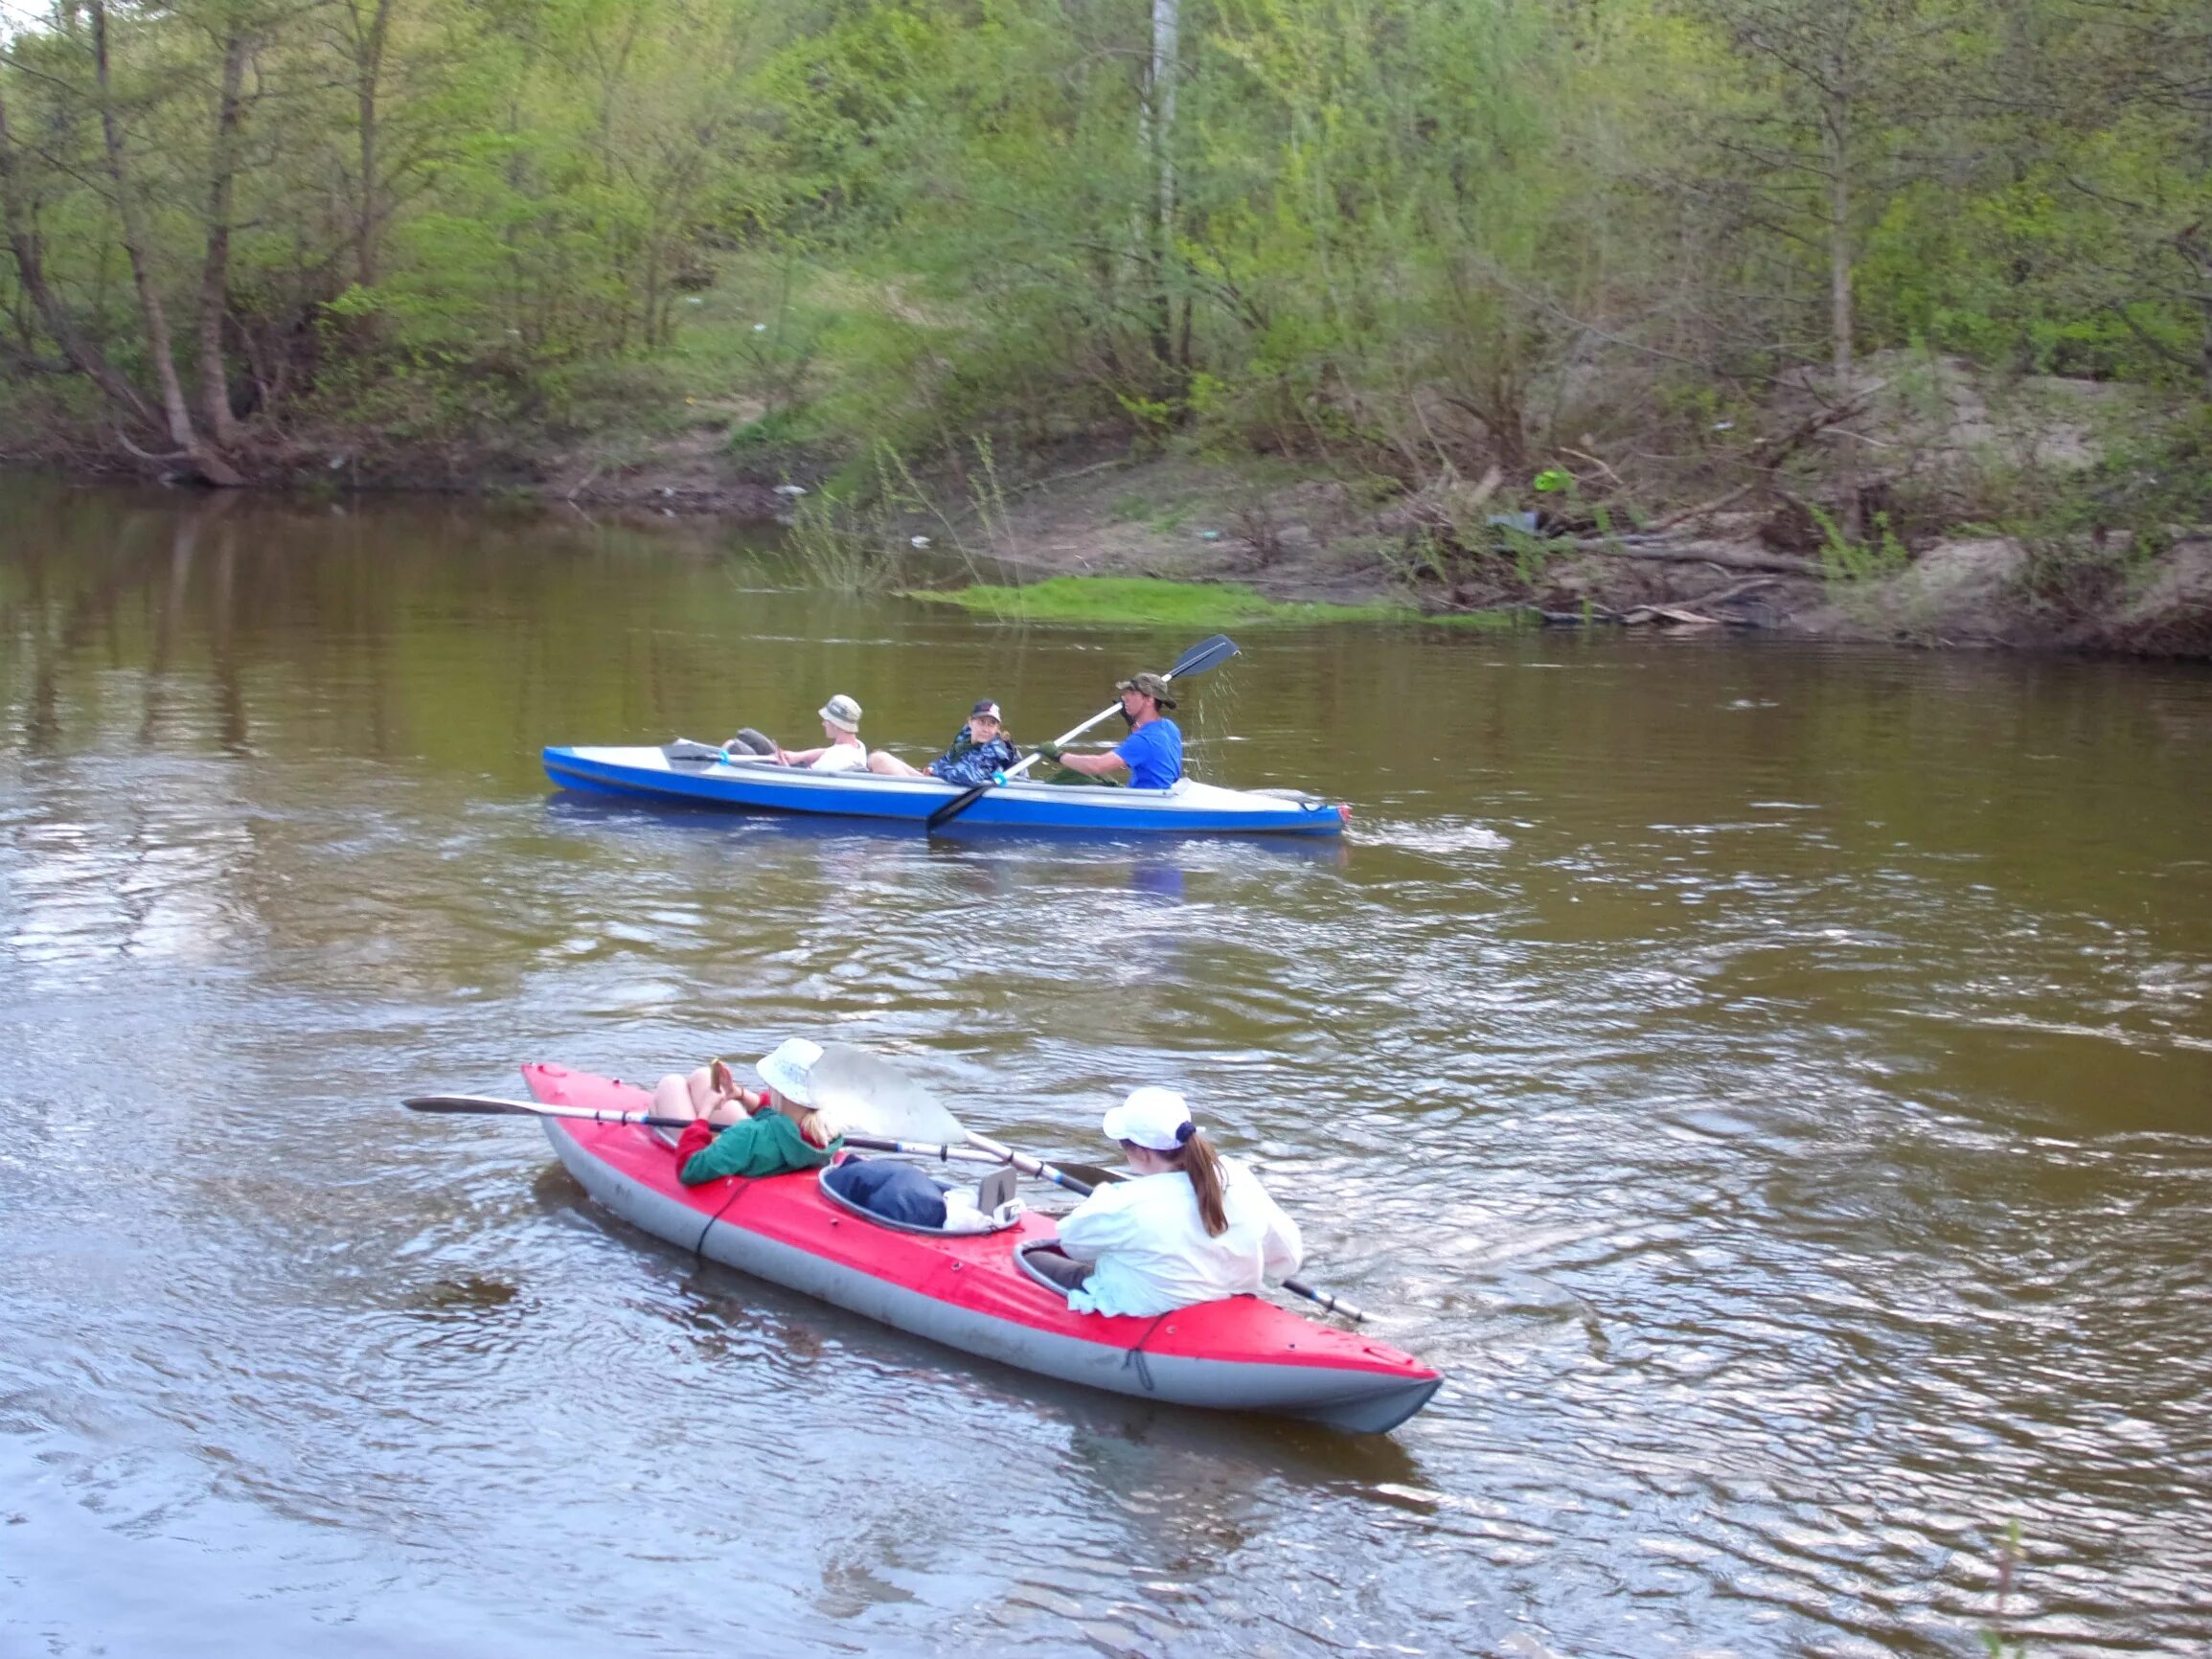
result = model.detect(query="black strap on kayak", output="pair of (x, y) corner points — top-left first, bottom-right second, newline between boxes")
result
(1121, 1311), (1174, 1394)
(694, 1175), (756, 1256)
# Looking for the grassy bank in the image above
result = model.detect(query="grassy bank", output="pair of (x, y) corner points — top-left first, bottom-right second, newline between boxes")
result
(902, 575), (1520, 628)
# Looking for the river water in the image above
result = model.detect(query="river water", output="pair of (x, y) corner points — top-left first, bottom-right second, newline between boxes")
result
(3, 479), (2209, 1657)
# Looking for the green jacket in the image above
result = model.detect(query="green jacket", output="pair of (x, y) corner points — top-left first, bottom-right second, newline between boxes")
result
(678, 1110), (842, 1185)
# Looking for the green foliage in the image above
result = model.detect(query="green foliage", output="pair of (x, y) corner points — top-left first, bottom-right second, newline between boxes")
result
(906, 575), (1425, 626)
(1813, 507), (1912, 585)
(1986, 401), (2212, 616)
(730, 407), (809, 450)
(1980, 1519), (2028, 1657)
(0, 0), (2205, 512)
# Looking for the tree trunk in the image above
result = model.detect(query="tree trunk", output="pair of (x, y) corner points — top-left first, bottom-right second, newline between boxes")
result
(197, 26), (249, 448)
(91, 0), (240, 483)
(0, 80), (153, 425)
(1825, 95), (1852, 396)
(1822, 61), (1858, 539)
(1152, 0), (1178, 238)
(1141, 0), (1178, 371)
(348, 0), (395, 289)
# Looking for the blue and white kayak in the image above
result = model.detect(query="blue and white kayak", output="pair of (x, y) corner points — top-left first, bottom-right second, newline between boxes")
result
(542, 744), (1350, 835)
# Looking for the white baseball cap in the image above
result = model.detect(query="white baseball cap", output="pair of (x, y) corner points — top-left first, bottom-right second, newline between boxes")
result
(756, 1036), (824, 1103)
(1101, 1086), (1193, 1151)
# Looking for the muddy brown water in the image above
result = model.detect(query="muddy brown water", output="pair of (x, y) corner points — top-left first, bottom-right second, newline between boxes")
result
(3, 479), (2210, 1656)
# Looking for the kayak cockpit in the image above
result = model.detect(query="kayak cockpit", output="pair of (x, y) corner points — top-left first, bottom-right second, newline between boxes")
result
(814, 1161), (1025, 1237)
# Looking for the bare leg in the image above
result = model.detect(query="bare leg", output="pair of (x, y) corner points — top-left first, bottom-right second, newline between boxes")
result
(682, 1065), (749, 1126)
(652, 1074), (697, 1122)
(868, 750), (925, 777)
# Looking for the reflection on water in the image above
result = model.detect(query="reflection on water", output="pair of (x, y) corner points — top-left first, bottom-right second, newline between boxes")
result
(3, 477), (2211, 1655)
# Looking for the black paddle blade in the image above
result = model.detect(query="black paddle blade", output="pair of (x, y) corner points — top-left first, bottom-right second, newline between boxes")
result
(925, 781), (991, 831)
(403, 1094), (541, 1115)
(1167, 633), (1240, 680)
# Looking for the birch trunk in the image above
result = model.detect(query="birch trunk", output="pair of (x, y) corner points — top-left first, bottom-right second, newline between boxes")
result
(1142, 0), (1178, 368)
(196, 27), (249, 448)
(1822, 44), (1857, 538)
(91, 0), (239, 483)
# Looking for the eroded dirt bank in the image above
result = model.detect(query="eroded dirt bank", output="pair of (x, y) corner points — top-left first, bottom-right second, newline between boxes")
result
(938, 451), (2212, 658)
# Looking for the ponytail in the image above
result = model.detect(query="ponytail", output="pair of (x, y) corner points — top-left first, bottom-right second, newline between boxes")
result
(1168, 1126), (1228, 1237)
(794, 1104), (840, 1148)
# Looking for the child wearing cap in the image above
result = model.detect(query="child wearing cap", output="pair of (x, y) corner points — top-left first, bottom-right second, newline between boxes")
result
(774, 694), (868, 772)
(1026, 1088), (1303, 1317)
(867, 698), (1018, 786)
(652, 1037), (846, 1184)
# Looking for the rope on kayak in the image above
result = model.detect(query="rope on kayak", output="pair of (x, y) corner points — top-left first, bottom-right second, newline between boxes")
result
(1121, 1311), (1174, 1394)
(695, 1176), (755, 1256)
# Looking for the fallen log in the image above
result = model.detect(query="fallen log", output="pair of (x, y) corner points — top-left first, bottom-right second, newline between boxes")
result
(1560, 540), (1821, 577)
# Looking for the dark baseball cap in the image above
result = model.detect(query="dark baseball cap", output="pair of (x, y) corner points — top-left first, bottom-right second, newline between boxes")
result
(969, 699), (1002, 720)
(1114, 670), (1175, 708)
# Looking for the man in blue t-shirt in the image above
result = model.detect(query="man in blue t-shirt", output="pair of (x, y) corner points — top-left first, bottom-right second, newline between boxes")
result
(1037, 670), (1184, 789)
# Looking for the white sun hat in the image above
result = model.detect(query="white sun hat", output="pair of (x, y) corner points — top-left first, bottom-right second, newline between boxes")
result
(1101, 1086), (1193, 1151)
(817, 693), (862, 734)
(756, 1036), (825, 1103)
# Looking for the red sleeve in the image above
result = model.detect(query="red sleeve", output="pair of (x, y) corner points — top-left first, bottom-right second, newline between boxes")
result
(674, 1118), (718, 1163)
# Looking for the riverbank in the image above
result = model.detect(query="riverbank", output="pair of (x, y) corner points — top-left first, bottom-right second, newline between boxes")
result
(9, 352), (2209, 656)
(13, 436), (2208, 655)
(857, 445), (2212, 658)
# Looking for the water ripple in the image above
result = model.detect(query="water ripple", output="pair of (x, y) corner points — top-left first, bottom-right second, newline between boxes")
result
(5, 500), (2211, 1655)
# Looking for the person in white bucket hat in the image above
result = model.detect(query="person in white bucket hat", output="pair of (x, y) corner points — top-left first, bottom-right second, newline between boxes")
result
(1023, 1087), (1303, 1318)
(766, 693), (867, 773)
(649, 1036), (844, 1184)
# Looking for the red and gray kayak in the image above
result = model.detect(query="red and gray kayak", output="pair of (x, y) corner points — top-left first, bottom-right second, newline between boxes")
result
(525, 1063), (1442, 1434)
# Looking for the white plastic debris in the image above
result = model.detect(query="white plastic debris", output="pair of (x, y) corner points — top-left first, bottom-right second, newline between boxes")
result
(773, 484), (808, 497)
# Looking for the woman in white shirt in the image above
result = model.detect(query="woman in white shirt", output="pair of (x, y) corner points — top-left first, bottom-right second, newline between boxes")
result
(1028, 1087), (1304, 1317)
(774, 693), (868, 772)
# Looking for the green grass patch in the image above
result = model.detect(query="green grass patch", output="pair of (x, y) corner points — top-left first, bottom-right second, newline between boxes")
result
(903, 575), (1523, 627)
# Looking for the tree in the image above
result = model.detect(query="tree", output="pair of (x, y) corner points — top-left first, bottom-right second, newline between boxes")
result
(90, 0), (240, 481)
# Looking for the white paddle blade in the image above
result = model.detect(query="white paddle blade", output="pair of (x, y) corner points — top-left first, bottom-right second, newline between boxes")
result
(808, 1045), (967, 1145)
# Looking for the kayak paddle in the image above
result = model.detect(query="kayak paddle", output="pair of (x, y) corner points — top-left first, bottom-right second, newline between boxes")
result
(409, 1046), (1367, 1321)
(405, 1092), (1013, 1168)
(806, 1047), (1368, 1320)
(924, 632), (1241, 831)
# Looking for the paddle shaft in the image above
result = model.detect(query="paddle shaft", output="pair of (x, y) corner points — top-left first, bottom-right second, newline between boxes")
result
(958, 1128), (1366, 1322)
(407, 1095), (1007, 1167)
(1001, 704), (1124, 784)
(924, 704), (1119, 831)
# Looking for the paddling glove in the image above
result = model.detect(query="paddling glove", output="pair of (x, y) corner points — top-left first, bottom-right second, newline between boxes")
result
(1037, 741), (1062, 761)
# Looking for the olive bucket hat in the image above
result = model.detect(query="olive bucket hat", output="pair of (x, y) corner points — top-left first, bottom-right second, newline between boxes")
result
(817, 693), (863, 733)
(1113, 670), (1175, 709)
